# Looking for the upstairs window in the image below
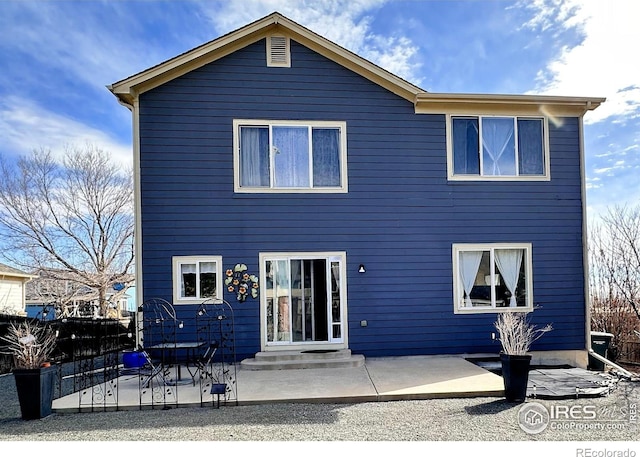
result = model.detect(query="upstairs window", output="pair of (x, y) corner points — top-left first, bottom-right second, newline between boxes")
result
(449, 116), (548, 180)
(234, 120), (348, 193)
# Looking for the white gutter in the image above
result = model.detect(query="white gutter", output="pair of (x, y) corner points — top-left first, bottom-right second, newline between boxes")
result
(588, 349), (637, 379)
(110, 91), (144, 349)
(580, 113), (591, 360)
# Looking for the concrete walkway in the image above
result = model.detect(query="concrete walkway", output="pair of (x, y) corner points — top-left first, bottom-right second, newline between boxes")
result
(52, 355), (505, 412)
(237, 355), (504, 404)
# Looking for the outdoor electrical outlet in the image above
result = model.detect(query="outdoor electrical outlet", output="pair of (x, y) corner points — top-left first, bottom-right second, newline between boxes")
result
(491, 332), (496, 341)
(360, 320), (368, 327)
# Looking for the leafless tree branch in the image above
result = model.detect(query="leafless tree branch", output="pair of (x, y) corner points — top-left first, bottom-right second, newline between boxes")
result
(0, 145), (134, 316)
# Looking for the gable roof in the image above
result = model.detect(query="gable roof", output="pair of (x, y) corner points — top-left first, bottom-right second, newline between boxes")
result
(109, 12), (425, 106)
(0, 262), (36, 280)
(108, 12), (604, 116)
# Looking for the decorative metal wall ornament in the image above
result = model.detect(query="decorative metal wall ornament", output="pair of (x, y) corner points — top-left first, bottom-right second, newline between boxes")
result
(225, 264), (259, 302)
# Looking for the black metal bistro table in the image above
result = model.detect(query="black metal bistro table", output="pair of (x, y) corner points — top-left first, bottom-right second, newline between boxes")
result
(144, 341), (206, 385)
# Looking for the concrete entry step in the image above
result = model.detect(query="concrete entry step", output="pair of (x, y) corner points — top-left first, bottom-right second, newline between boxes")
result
(240, 349), (365, 370)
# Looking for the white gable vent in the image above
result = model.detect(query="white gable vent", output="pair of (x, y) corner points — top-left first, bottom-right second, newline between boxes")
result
(267, 35), (290, 67)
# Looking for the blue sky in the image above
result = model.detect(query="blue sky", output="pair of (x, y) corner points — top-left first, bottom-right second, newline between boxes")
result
(0, 0), (638, 220)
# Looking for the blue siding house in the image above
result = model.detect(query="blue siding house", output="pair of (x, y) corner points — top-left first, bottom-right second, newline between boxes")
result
(109, 13), (604, 367)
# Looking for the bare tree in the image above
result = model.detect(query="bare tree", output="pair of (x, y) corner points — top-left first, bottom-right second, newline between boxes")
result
(0, 145), (134, 317)
(589, 204), (640, 361)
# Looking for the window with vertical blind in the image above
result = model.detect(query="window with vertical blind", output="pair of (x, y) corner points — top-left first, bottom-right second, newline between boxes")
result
(233, 120), (348, 193)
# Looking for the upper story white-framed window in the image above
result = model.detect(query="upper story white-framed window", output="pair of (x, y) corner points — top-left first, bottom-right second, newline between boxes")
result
(172, 256), (223, 304)
(447, 115), (550, 181)
(452, 243), (533, 314)
(233, 120), (348, 193)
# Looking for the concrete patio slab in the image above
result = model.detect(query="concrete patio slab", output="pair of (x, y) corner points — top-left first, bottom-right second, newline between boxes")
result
(52, 355), (505, 413)
(365, 356), (505, 400)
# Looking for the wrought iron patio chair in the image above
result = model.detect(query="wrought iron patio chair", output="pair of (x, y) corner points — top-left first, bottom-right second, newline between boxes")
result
(139, 298), (183, 388)
(192, 341), (220, 383)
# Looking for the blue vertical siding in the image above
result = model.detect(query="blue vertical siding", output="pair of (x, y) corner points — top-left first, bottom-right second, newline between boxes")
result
(138, 39), (586, 360)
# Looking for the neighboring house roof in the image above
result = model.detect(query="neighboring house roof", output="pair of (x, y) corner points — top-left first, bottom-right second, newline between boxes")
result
(24, 270), (135, 302)
(0, 262), (36, 281)
(109, 11), (605, 116)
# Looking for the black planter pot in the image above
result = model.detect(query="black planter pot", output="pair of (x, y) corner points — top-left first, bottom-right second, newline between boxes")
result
(13, 365), (56, 420)
(499, 353), (532, 403)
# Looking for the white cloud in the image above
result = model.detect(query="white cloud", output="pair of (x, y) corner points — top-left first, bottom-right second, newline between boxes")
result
(0, 2), (172, 94)
(0, 97), (132, 170)
(523, 0), (640, 124)
(593, 167), (614, 175)
(199, 0), (423, 84)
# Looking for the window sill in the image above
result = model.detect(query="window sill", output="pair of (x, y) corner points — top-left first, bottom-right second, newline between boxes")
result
(234, 187), (348, 194)
(447, 174), (550, 182)
(454, 306), (533, 315)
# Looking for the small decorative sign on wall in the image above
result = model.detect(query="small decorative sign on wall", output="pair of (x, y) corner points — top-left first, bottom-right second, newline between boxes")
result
(225, 263), (259, 302)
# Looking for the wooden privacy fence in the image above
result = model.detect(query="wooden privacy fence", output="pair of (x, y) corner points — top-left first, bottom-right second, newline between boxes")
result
(618, 338), (640, 366)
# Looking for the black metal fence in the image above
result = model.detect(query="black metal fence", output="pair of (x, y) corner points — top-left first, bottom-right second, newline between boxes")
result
(0, 314), (135, 375)
(1, 298), (237, 412)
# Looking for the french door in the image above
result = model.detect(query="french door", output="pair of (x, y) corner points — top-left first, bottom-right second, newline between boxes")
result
(260, 252), (346, 348)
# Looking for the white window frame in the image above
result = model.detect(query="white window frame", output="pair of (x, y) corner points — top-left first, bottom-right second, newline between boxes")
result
(233, 119), (348, 193)
(446, 114), (550, 181)
(172, 255), (223, 304)
(452, 243), (533, 314)
(259, 251), (348, 351)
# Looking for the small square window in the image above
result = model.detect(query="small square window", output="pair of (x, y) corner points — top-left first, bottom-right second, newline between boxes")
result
(173, 256), (222, 304)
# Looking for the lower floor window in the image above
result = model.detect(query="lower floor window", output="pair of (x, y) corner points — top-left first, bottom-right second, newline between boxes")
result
(172, 256), (222, 304)
(453, 244), (532, 312)
(261, 252), (345, 345)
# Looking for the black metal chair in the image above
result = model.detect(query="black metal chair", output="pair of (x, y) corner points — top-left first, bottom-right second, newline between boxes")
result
(139, 298), (182, 388)
(195, 298), (237, 406)
(192, 341), (219, 383)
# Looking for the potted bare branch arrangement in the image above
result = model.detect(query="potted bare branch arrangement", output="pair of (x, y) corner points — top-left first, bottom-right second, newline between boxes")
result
(0, 320), (58, 419)
(494, 312), (552, 402)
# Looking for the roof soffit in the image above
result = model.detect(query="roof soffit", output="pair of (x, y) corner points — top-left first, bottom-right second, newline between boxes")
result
(415, 93), (606, 117)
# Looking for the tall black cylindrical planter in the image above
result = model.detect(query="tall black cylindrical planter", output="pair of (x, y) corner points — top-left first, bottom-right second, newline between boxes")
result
(13, 365), (56, 420)
(500, 353), (531, 403)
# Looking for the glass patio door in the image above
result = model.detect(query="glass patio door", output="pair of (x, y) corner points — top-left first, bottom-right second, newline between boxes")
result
(263, 254), (344, 346)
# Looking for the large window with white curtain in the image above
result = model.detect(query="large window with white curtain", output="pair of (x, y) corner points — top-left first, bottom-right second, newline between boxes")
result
(452, 244), (532, 313)
(233, 120), (347, 193)
(172, 256), (222, 304)
(448, 115), (548, 180)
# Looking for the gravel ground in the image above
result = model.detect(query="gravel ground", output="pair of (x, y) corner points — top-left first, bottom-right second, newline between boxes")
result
(0, 372), (639, 443)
